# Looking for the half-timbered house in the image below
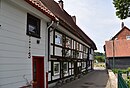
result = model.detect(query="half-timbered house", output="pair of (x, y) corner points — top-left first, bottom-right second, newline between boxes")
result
(40, 0), (97, 87)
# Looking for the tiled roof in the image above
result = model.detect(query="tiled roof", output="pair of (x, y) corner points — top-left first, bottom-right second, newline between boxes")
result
(41, 0), (97, 50)
(25, 0), (97, 50)
(105, 40), (130, 58)
(25, 0), (58, 21)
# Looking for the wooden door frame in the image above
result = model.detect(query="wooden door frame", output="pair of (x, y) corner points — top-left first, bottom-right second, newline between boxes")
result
(32, 56), (44, 88)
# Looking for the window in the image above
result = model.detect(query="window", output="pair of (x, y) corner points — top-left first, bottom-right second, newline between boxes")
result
(63, 62), (68, 73)
(66, 37), (71, 48)
(76, 42), (79, 50)
(63, 49), (71, 57)
(27, 13), (40, 38)
(55, 34), (62, 45)
(126, 36), (130, 40)
(53, 62), (60, 75)
(82, 62), (85, 68)
(73, 41), (76, 49)
(83, 46), (86, 53)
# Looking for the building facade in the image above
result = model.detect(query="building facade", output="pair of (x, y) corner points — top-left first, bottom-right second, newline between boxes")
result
(105, 26), (130, 69)
(0, 0), (96, 88)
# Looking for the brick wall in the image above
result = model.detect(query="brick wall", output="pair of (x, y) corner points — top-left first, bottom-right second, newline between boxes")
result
(116, 28), (130, 40)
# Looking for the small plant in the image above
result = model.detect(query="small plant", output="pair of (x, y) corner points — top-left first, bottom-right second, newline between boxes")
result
(112, 69), (119, 73)
(127, 67), (130, 72)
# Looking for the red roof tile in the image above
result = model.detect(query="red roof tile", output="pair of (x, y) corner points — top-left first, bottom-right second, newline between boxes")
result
(105, 40), (130, 57)
(25, 0), (58, 21)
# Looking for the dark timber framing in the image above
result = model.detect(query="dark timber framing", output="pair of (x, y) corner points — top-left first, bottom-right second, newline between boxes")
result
(48, 29), (91, 83)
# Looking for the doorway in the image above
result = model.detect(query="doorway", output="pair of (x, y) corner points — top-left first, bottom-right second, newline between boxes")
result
(32, 56), (44, 88)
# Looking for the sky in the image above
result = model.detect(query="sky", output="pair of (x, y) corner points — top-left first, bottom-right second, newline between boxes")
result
(54, 0), (130, 53)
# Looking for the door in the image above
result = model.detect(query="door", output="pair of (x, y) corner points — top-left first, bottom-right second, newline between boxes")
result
(33, 56), (44, 88)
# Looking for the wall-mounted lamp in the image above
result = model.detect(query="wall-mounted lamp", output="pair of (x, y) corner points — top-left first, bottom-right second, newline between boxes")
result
(37, 40), (40, 44)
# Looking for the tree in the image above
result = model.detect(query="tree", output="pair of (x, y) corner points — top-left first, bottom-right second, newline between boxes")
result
(94, 52), (105, 62)
(113, 0), (130, 20)
(95, 56), (105, 62)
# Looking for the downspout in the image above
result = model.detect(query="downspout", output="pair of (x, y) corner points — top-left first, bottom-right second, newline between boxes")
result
(46, 20), (59, 88)
(46, 21), (54, 88)
(47, 21), (54, 30)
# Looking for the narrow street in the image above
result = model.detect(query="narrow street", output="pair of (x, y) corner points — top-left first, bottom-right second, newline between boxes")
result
(59, 69), (109, 88)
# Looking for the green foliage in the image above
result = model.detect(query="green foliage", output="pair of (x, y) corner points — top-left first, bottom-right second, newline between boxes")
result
(95, 56), (105, 62)
(127, 67), (130, 72)
(112, 69), (119, 73)
(113, 0), (130, 20)
(94, 52), (105, 56)
(112, 69), (128, 74)
(94, 52), (105, 62)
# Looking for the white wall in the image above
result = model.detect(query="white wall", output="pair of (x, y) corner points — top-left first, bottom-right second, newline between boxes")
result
(0, 0), (50, 88)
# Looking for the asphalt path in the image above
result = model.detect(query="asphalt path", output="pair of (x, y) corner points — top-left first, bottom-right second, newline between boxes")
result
(59, 69), (109, 88)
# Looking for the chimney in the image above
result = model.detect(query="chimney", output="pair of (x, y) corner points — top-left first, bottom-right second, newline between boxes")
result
(72, 16), (76, 23)
(58, 0), (63, 9)
(121, 22), (124, 28)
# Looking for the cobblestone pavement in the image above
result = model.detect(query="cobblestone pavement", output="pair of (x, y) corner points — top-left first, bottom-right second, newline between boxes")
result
(59, 69), (109, 88)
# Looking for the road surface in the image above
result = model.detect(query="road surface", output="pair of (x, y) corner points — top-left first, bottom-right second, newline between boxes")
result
(59, 69), (109, 88)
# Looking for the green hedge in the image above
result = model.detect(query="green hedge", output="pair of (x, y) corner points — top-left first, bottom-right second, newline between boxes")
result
(112, 69), (128, 74)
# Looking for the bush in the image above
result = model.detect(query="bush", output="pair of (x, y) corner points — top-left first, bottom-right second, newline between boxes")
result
(127, 67), (130, 72)
(112, 69), (119, 73)
(95, 56), (105, 62)
(112, 69), (128, 74)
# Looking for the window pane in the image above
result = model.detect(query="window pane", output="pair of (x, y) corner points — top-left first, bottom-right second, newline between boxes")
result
(54, 64), (59, 73)
(63, 62), (68, 72)
(28, 24), (36, 33)
(64, 49), (71, 57)
(55, 46), (62, 56)
(54, 62), (60, 75)
(66, 37), (71, 48)
(55, 33), (62, 45)
(27, 13), (40, 38)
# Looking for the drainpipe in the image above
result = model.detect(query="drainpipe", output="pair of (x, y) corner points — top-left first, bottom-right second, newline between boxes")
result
(46, 21), (54, 88)
(47, 21), (54, 30)
(46, 20), (59, 88)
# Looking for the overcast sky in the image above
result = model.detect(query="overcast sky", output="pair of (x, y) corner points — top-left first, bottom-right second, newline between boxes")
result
(54, 0), (130, 53)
